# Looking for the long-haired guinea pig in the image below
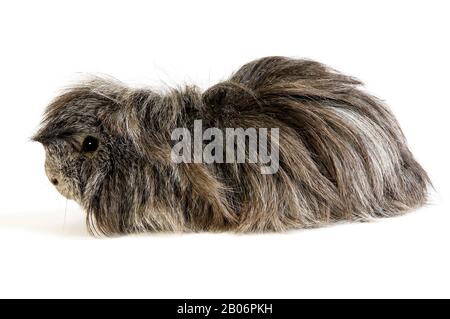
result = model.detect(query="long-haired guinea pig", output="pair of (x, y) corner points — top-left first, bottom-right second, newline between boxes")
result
(33, 56), (430, 236)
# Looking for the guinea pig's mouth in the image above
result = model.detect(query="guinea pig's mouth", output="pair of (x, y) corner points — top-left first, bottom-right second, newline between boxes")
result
(52, 181), (75, 200)
(44, 163), (78, 201)
(46, 173), (77, 201)
(56, 187), (74, 200)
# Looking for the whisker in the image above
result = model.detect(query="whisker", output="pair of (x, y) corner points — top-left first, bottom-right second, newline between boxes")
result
(63, 198), (68, 230)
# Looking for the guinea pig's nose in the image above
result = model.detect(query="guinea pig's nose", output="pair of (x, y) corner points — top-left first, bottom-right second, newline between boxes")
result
(50, 177), (59, 186)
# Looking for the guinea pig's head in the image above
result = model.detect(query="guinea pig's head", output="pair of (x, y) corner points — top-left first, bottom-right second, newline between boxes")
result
(33, 97), (115, 199)
(32, 79), (167, 234)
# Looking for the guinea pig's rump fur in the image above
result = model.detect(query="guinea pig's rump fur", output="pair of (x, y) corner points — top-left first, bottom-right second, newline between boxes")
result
(33, 56), (430, 235)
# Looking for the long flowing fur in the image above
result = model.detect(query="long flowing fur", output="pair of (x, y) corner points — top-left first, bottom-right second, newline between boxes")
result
(33, 56), (430, 235)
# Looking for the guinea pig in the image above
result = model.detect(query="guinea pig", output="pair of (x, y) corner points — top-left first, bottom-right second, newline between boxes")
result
(32, 56), (430, 236)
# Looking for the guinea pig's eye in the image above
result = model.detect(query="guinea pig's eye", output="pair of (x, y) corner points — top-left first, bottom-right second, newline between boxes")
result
(81, 135), (99, 153)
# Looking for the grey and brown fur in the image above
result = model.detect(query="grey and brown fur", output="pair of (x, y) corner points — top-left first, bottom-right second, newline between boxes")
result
(33, 56), (430, 236)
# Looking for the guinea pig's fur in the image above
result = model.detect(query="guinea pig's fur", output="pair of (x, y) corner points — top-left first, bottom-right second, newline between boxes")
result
(33, 56), (430, 236)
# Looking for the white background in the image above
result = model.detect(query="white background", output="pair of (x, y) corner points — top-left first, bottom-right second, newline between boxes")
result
(0, 0), (449, 298)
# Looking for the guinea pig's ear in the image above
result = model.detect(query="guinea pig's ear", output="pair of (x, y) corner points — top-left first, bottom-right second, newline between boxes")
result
(98, 87), (180, 165)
